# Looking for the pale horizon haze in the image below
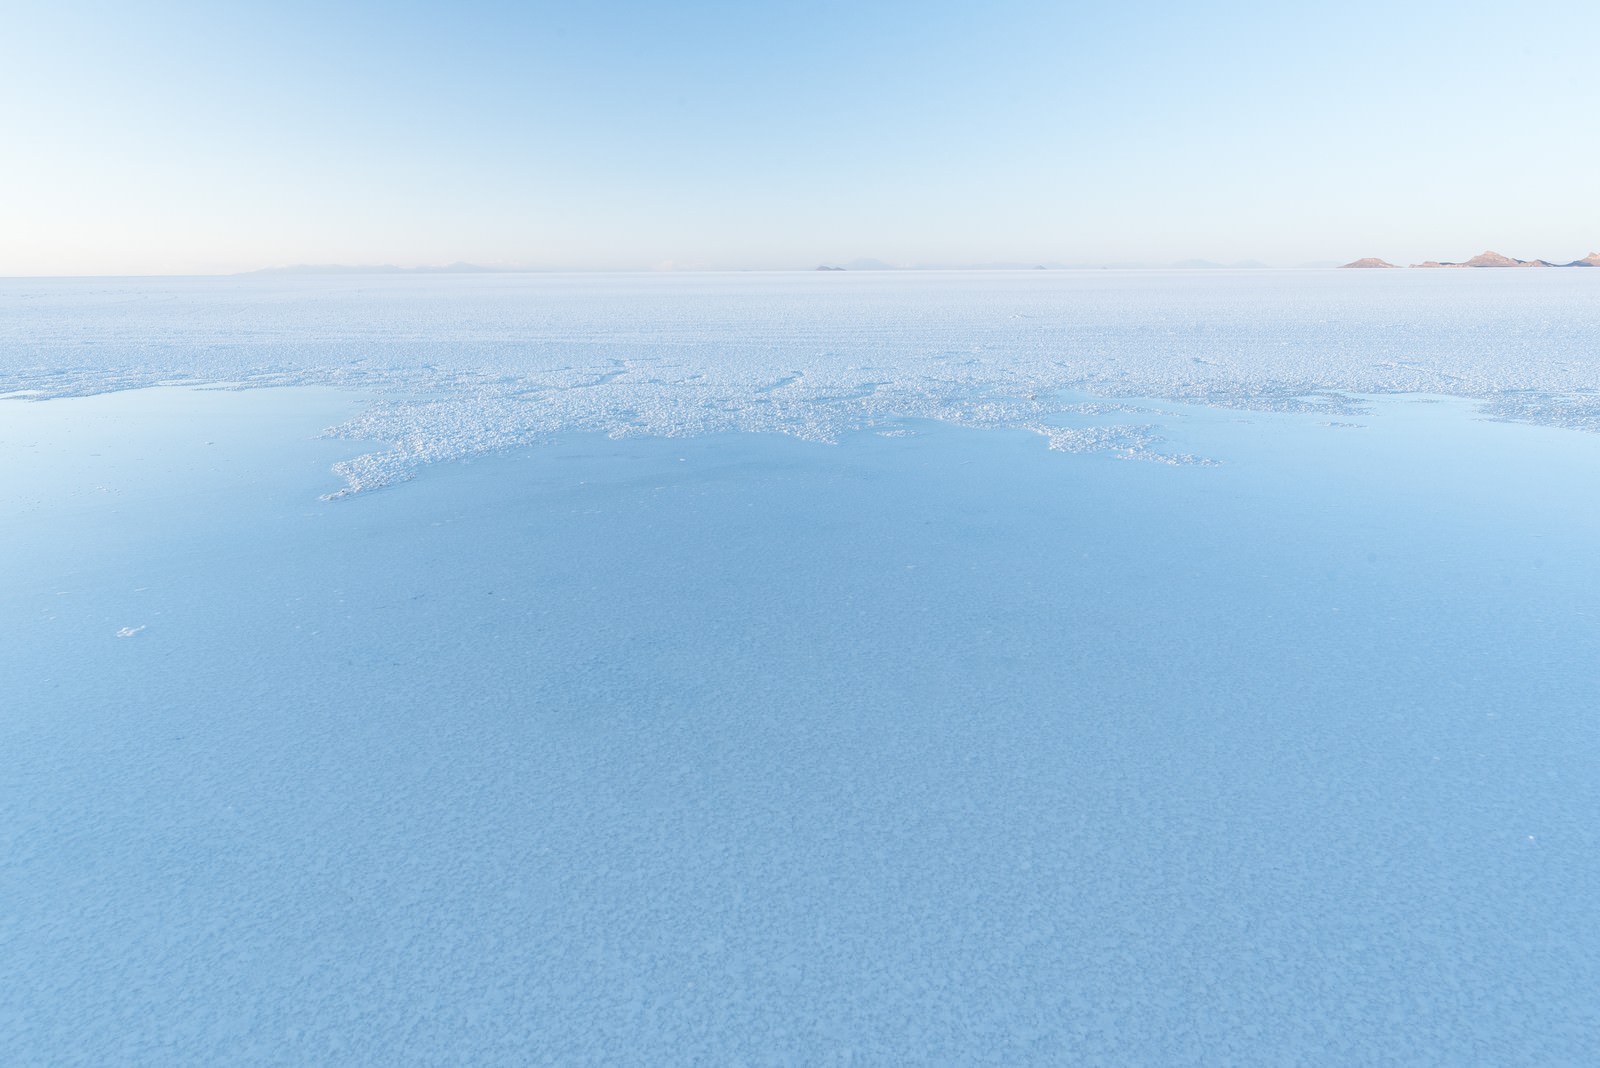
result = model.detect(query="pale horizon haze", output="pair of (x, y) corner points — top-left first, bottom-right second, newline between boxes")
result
(3, 0), (1598, 275)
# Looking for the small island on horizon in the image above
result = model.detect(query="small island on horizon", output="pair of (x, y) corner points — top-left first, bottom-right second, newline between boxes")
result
(1342, 250), (1600, 269)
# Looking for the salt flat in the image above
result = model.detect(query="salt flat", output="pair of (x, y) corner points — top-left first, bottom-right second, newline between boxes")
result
(4, 269), (1600, 492)
(3, 273), (1599, 1063)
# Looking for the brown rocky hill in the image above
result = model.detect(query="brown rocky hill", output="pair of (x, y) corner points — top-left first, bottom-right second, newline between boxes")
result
(1412, 250), (1553, 268)
(1342, 249), (1598, 268)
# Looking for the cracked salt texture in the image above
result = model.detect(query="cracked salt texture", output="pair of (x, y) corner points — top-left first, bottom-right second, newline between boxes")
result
(4, 270), (1598, 493)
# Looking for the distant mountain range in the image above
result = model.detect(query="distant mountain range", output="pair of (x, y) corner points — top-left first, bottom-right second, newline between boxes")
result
(1342, 251), (1600, 269)
(243, 254), (1593, 276)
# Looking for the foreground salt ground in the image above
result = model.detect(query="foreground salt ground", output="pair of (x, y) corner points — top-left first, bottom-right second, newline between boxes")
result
(3, 385), (1598, 1064)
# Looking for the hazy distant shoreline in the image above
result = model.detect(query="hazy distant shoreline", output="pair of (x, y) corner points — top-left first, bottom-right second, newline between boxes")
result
(240, 260), (1340, 277)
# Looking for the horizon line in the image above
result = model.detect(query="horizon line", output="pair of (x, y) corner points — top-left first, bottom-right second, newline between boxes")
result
(2, 262), (1352, 280)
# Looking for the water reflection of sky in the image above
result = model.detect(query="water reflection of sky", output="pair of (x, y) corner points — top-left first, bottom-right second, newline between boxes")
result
(5, 383), (1597, 1062)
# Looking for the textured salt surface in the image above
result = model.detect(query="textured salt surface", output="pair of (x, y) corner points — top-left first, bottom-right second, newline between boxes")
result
(6, 273), (1600, 1060)
(4, 387), (1599, 1063)
(3, 270), (1598, 493)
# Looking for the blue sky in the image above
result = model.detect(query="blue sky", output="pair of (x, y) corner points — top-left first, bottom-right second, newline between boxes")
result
(3, 0), (1597, 273)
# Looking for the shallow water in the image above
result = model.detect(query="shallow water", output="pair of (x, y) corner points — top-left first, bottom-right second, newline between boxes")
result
(4, 380), (1598, 1063)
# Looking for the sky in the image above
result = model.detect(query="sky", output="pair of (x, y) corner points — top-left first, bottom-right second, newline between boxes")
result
(3, 0), (1598, 274)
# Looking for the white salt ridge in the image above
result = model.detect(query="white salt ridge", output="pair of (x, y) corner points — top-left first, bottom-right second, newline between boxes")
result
(320, 380), (1193, 496)
(3, 270), (1598, 494)
(1024, 422), (1218, 465)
